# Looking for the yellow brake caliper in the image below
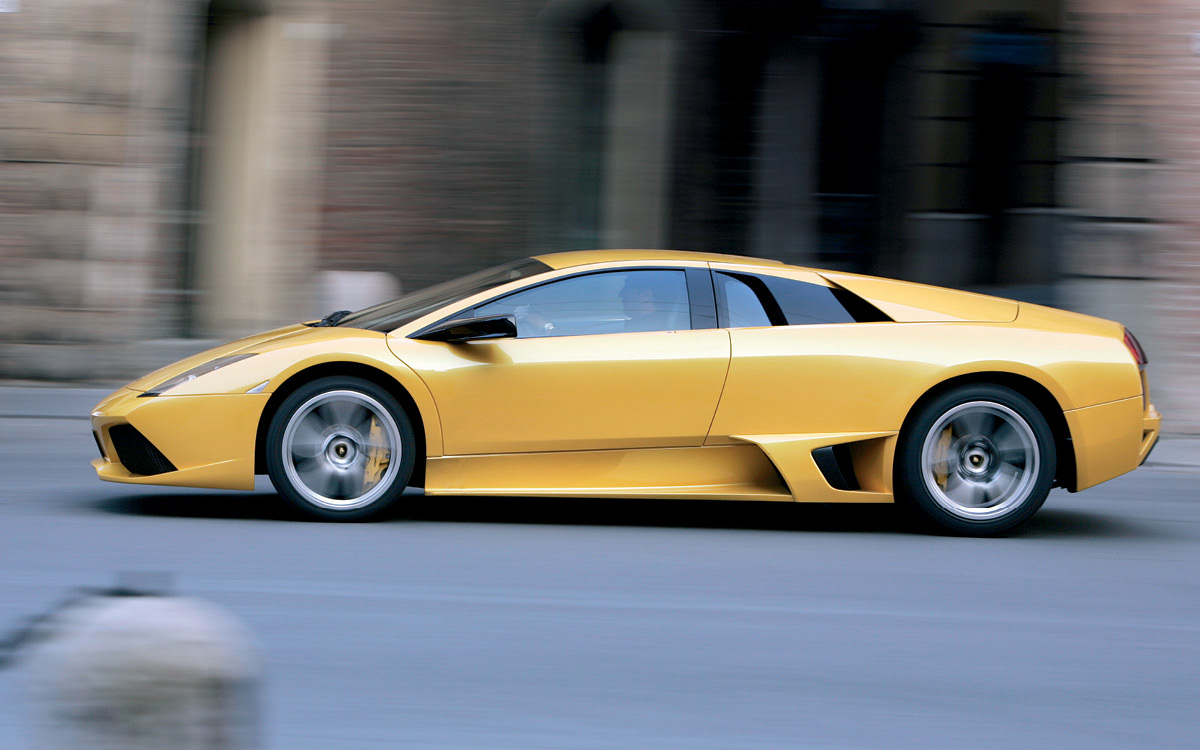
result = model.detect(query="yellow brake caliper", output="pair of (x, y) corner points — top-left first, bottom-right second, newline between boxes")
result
(361, 417), (391, 490)
(934, 427), (953, 488)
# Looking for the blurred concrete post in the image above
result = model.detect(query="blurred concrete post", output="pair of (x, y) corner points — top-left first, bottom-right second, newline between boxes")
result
(28, 594), (259, 750)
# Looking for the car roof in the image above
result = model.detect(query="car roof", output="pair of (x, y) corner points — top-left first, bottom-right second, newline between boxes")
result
(532, 249), (788, 270)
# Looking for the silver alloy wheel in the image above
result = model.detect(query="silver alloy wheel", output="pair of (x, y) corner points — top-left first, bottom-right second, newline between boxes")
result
(280, 389), (402, 511)
(919, 400), (1040, 521)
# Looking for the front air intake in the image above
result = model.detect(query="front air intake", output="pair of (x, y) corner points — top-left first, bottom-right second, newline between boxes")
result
(108, 424), (177, 476)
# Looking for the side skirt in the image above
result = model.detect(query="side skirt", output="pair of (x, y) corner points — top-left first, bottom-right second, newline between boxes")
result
(425, 444), (792, 501)
(424, 434), (898, 504)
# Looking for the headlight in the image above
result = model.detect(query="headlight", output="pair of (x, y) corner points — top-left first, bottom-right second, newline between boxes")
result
(139, 354), (257, 397)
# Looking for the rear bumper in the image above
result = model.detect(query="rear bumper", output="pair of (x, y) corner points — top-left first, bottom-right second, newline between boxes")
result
(90, 387), (268, 490)
(1138, 404), (1162, 466)
(1065, 396), (1160, 491)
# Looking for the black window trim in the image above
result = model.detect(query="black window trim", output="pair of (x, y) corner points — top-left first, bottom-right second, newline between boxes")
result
(685, 267), (718, 330)
(408, 265), (720, 340)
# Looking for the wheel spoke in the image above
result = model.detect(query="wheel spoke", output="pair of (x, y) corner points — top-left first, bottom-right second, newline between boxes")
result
(329, 469), (363, 500)
(993, 422), (1029, 466)
(343, 405), (374, 435)
(942, 473), (964, 497)
(319, 399), (368, 429)
(960, 481), (988, 507)
(295, 456), (339, 497)
(953, 410), (996, 438)
(997, 448), (1028, 467)
(347, 465), (368, 497)
(942, 461), (999, 507)
(288, 418), (324, 459)
(988, 462), (1023, 497)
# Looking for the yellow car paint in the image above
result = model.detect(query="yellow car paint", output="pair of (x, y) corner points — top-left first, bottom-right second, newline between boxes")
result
(819, 270), (1020, 323)
(92, 387), (267, 490)
(706, 320), (1139, 444)
(1065, 395), (1154, 491)
(391, 329), (731, 455)
(124, 324), (309, 392)
(89, 250), (1160, 512)
(730, 433), (896, 503)
(534, 249), (785, 270)
(425, 443), (791, 501)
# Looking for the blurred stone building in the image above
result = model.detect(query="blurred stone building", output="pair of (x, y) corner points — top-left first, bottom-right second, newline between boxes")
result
(0, 0), (1196, 431)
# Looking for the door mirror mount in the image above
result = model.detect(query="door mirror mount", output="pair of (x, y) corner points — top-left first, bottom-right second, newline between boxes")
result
(411, 314), (518, 343)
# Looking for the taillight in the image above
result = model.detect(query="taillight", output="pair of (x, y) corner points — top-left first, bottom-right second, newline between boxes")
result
(1124, 328), (1148, 370)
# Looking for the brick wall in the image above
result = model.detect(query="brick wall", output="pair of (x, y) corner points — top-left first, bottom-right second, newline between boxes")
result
(1061, 0), (1200, 432)
(0, 0), (198, 379)
(1144, 1), (1200, 432)
(318, 0), (548, 294)
(2, 0), (1198, 436)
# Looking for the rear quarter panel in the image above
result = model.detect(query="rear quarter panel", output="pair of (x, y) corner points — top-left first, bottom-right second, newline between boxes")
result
(708, 318), (1139, 442)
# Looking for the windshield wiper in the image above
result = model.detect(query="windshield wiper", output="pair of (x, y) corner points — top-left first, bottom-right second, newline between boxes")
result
(307, 309), (352, 327)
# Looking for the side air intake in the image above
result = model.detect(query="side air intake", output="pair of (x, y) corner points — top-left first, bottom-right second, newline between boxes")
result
(811, 444), (860, 491)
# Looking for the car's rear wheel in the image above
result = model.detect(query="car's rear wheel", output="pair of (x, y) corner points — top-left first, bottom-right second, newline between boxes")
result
(896, 384), (1056, 535)
(266, 376), (415, 520)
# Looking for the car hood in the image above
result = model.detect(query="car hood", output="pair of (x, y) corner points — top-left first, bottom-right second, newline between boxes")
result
(123, 324), (313, 392)
(818, 271), (1020, 323)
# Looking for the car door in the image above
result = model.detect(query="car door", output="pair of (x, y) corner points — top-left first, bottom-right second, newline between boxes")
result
(399, 267), (730, 455)
(704, 265), (906, 441)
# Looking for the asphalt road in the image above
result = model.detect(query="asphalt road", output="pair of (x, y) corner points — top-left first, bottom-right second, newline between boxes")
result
(0, 400), (1197, 749)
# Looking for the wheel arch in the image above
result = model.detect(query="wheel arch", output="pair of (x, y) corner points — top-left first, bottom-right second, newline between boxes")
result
(899, 371), (1077, 491)
(254, 362), (430, 488)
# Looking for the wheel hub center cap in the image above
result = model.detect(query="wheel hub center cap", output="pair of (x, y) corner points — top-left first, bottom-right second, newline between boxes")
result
(956, 438), (995, 479)
(325, 434), (358, 467)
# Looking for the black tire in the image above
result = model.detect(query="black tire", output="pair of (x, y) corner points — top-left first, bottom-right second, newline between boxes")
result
(895, 384), (1056, 536)
(265, 376), (416, 521)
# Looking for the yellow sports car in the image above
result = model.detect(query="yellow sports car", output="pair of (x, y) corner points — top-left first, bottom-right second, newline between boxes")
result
(90, 250), (1160, 535)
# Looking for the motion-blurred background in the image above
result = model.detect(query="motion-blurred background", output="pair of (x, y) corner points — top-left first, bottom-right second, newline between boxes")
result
(0, 0), (1195, 429)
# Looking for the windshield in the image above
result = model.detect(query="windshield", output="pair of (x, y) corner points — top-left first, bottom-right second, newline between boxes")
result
(334, 257), (553, 332)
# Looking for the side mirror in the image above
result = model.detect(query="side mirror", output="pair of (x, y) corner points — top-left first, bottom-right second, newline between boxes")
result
(412, 314), (518, 343)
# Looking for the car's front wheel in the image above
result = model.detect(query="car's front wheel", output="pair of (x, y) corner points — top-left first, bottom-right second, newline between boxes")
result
(265, 376), (416, 520)
(896, 384), (1056, 535)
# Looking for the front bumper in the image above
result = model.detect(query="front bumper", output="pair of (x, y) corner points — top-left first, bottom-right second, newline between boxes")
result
(90, 388), (270, 490)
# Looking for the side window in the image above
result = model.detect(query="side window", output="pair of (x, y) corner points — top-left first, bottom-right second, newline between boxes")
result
(763, 275), (892, 324)
(714, 273), (772, 328)
(761, 275), (858, 325)
(715, 272), (892, 327)
(473, 269), (690, 338)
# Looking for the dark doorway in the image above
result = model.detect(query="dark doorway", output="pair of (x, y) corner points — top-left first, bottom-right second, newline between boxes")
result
(815, 11), (916, 274)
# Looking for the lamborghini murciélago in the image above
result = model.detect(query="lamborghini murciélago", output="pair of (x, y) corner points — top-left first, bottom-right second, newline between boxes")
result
(90, 250), (1160, 535)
